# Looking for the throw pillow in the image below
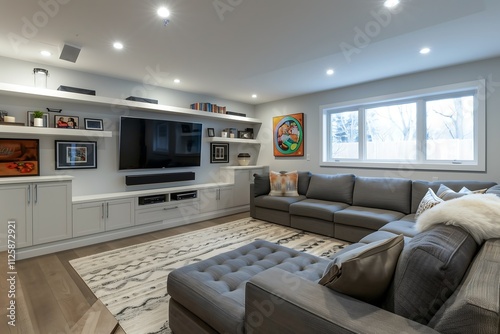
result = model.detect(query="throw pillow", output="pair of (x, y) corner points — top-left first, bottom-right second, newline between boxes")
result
(318, 234), (404, 303)
(459, 186), (487, 194)
(268, 171), (299, 197)
(415, 188), (443, 217)
(437, 184), (467, 201)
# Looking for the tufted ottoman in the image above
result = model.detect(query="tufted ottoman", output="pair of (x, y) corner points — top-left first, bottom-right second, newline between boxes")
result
(167, 239), (329, 333)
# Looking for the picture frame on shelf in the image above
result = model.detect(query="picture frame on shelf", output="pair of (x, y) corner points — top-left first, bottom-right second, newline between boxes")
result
(84, 118), (103, 131)
(27, 111), (50, 127)
(238, 130), (253, 139)
(55, 140), (97, 169)
(55, 115), (79, 129)
(0, 138), (40, 177)
(210, 143), (229, 163)
(207, 128), (215, 137)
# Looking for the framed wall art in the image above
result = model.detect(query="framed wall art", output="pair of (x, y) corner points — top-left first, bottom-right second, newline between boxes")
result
(27, 111), (50, 127)
(210, 143), (229, 163)
(84, 118), (103, 131)
(55, 115), (79, 129)
(272, 113), (304, 157)
(0, 138), (40, 177)
(207, 128), (215, 137)
(55, 141), (97, 169)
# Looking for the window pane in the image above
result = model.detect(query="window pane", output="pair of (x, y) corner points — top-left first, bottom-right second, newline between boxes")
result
(426, 96), (474, 161)
(330, 111), (358, 159)
(365, 103), (416, 160)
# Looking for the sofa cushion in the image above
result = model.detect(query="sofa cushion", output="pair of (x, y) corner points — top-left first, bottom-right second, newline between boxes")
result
(269, 170), (299, 196)
(352, 177), (412, 214)
(379, 220), (418, 237)
(415, 188), (443, 217)
(254, 194), (306, 212)
(319, 234), (404, 303)
(486, 184), (500, 197)
(390, 225), (478, 325)
(289, 199), (349, 221)
(436, 184), (468, 200)
(359, 230), (411, 245)
(305, 173), (355, 204)
(253, 173), (271, 196)
(334, 206), (405, 231)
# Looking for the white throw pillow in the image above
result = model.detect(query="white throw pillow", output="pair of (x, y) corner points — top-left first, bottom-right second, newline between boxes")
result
(416, 188), (443, 217)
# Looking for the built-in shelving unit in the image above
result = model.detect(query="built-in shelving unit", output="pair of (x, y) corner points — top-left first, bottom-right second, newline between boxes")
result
(205, 137), (261, 144)
(0, 82), (261, 125)
(0, 124), (112, 137)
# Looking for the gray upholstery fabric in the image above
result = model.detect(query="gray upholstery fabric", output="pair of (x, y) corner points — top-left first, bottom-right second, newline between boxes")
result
(410, 180), (497, 213)
(353, 177), (412, 213)
(380, 220), (418, 237)
(253, 207), (291, 226)
(429, 238), (500, 334)
(486, 184), (500, 197)
(289, 198), (348, 221)
(334, 206), (405, 230)
(390, 225), (478, 325)
(254, 194), (306, 212)
(305, 173), (355, 204)
(297, 171), (312, 195)
(290, 215), (335, 237)
(167, 239), (328, 334)
(359, 230), (411, 245)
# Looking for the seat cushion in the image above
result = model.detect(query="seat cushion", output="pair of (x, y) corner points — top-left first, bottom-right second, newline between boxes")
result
(289, 199), (349, 221)
(334, 206), (405, 230)
(167, 239), (328, 334)
(254, 194), (306, 211)
(380, 220), (418, 237)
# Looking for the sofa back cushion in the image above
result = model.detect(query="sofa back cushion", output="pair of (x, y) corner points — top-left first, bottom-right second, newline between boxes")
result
(388, 225), (478, 325)
(352, 177), (412, 214)
(411, 180), (497, 213)
(253, 171), (311, 197)
(305, 174), (355, 204)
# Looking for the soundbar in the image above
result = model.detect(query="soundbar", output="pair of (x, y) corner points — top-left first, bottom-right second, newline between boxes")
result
(126, 172), (195, 186)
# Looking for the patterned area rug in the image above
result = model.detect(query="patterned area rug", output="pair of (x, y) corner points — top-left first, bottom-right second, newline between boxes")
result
(70, 218), (347, 334)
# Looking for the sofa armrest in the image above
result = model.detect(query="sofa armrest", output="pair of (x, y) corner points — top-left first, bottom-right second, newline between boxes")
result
(245, 268), (439, 334)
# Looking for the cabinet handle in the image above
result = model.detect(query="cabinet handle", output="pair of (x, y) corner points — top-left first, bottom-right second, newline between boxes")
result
(163, 206), (179, 211)
(34, 184), (38, 204)
(106, 202), (109, 219)
(27, 185), (31, 205)
(217, 188), (220, 200)
(102, 203), (105, 219)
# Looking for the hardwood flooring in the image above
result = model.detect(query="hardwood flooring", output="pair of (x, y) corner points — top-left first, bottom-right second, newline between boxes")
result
(0, 212), (249, 334)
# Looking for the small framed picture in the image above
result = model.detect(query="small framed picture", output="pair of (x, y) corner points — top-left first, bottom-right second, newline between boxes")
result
(55, 115), (79, 129)
(238, 130), (253, 139)
(55, 141), (97, 169)
(0, 138), (40, 177)
(27, 111), (50, 127)
(210, 143), (229, 163)
(84, 118), (103, 131)
(207, 128), (215, 137)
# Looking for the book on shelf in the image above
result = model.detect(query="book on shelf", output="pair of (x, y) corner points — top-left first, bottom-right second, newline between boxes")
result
(190, 102), (227, 114)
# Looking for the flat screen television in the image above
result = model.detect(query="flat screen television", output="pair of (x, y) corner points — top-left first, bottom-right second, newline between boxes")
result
(119, 116), (202, 170)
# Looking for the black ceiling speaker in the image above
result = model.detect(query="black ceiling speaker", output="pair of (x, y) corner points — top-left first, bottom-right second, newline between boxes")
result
(59, 44), (81, 63)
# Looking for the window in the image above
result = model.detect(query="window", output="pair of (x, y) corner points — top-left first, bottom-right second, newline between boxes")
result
(321, 80), (486, 171)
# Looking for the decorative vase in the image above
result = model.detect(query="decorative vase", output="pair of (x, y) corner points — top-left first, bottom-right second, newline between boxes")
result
(34, 118), (44, 127)
(237, 153), (251, 166)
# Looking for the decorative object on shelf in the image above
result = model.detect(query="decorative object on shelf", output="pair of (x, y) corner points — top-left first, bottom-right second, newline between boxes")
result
(226, 111), (246, 117)
(0, 110), (7, 122)
(207, 128), (215, 137)
(33, 68), (49, 89)
(0, 138), (40, 177)
(84, 118), (104, 131)
(210, 143), (229, 163)
(126, 96), (158, 104)
(238, 129), (254, 139)
(27, 110), (49, 127)
(190, 102), (226, 114)
(3, 115), (16, 123)
(55, 115), (79, 129)
(273, 113), (304, 157)
(55, 140), (97, 169)
(46, 108), (62, 113)
(221, 131), (228, 138)
(57, 85), (96, 96)
(237, 153), (251, 166)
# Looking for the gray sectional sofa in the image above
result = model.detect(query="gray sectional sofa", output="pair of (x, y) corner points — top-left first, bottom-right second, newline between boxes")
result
(167, 172), (500, 333)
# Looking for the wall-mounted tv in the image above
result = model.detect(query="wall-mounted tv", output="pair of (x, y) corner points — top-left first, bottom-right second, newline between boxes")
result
(119, 116), (202, 170)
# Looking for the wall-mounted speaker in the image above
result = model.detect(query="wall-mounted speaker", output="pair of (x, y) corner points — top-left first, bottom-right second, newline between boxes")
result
(125, 172), (195, 186)
(60, 44), (81, 63)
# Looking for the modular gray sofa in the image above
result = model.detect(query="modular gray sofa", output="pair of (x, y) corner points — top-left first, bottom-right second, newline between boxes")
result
(250, 172), (498, 242)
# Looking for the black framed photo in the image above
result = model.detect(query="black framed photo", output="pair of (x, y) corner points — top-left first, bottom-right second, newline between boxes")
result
(238, 130), (253, 139)
(207, 128), (215, 137)
(55, 115), (79, 129)
(210, 143), (229, 163)
(55, 141), (97, 169)
(84, 118), (103, 131)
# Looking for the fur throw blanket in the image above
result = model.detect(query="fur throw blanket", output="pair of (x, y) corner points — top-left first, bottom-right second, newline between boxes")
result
(415, 193), (500, 244)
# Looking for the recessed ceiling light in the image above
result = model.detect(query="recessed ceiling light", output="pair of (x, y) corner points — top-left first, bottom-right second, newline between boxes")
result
(173, 78), (180, 84)
(113, 42), (124, 50)
(40, 50), (51, 57)
(157, 6), (170, 18)
(420, 47), (431, 54)
(251, 94), (257, 99)
(384, 0), (400, 8)
(326, 69), (335, 76)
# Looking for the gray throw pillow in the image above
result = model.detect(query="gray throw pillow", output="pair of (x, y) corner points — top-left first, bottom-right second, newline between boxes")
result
(319, 234), (404, 303)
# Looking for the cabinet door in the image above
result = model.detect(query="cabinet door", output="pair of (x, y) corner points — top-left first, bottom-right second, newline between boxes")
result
(198, 188), (218, 213)
(218, 187), (234, 209)
(105, 198), (134, 231)
(233, 168), (263, 207)
(0, 184), (33, 249)
(33, 182), (72, 245)
(73, 201), (105, 237)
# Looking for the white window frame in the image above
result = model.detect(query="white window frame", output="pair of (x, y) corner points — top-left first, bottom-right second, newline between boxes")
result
(320, 80), (486, 171)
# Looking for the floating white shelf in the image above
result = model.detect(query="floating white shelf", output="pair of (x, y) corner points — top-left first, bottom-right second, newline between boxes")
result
(0, 124), (112, 138)
(0, 82), (261, 125)
(205, 137), (261, 144)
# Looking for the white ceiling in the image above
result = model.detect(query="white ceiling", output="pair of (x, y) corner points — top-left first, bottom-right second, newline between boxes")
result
(1, 0), (500, 104)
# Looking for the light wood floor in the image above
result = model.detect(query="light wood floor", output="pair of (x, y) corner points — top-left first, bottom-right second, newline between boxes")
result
(0, 212), (249, 334)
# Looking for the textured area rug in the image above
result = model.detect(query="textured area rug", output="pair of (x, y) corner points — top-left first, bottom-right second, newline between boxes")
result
(70, 218), (347, 334)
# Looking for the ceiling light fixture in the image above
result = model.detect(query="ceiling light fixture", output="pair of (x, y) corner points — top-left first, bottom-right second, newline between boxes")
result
(384, 0), (400, 8)
(174, 78), (180, 84)
(420, 47), (431, 54)
(40, 50), (51, 57)
(326, 69), (335, 76)
(157, 7), (170, 18)
(113, 42), (124, 50)
(251, 94), (257, 99)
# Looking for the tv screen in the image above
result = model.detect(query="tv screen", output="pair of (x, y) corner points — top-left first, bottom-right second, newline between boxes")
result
(119, 116), (202, 170)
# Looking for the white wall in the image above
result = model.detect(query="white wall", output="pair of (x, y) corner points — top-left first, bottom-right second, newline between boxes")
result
(255, 56), (500, 183)
(0, 56), (258, 196)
